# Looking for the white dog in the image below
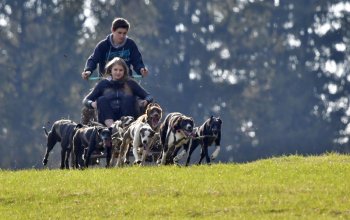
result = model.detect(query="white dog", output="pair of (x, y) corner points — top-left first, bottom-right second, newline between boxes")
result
(117, 121), (155, 166)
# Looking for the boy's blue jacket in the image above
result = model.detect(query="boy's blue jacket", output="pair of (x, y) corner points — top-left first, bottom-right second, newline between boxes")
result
(84, 34), (145, 76)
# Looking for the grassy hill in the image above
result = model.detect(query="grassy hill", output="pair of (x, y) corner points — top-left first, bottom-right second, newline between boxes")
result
(1, 153), (350, 219)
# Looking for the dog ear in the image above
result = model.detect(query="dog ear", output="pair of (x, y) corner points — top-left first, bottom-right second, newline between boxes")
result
(75, 123), (84, 129)
(190, 117), (195, 127)
(172, 117), (182, 131)
(218, 118), (222, 125)
(97, 127), (103, 134)
(151, 129), (156, 136)
(152, 103), (160, 108)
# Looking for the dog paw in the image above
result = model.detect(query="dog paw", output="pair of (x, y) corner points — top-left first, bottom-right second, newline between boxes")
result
(174, 162), (181, 167)
(124, 159), (130, 164)
(134, 160), (141, 165)
(42, 159), (48, 166)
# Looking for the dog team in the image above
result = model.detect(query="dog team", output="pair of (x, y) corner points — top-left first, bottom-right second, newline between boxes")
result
(42, 102), (222, 169)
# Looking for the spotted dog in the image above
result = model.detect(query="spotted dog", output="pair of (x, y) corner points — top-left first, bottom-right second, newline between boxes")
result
(117, 121), (155, 166)
(42, 119), (83, 169)
(73, 126), (113, 168)
(180, 116), (222, 166)
(159, 112), (194, 165)
(109, 116), (135, 165)
(136, 103), (163, 159)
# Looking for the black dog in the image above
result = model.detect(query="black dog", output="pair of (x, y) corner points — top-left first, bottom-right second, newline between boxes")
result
(73, 126), (113, 168)
(184, 116), (222, 166)
(159, 112), (194, 165)
(42, 119), (83, 169)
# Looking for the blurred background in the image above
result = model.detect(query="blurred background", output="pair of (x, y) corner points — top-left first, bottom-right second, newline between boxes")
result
(0, 0), (349, 169)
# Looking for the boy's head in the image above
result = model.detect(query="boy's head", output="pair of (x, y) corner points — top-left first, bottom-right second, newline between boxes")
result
(111, 18), (130, 44)
(111, 18), (130, 31)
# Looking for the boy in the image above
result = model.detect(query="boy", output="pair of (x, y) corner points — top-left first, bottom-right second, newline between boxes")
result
(81, 17), (148, 79)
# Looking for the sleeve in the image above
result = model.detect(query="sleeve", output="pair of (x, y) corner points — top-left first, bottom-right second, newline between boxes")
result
(82, 80), (106, 108)
(128, 79), (153, 102)
(84, 41), (105, 74)
(129, 40), (145, 75)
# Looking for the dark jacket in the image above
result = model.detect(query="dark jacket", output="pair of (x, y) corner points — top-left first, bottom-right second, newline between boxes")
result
(83, 78), (153, 119)
(84, 35), (145, 76)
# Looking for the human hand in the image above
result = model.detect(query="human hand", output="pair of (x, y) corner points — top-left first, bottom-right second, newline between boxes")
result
(139, 100), (148, 107)
(91, 101), (97, 109)
(140, 68), (148, 77)
(81, 71), (91, 80)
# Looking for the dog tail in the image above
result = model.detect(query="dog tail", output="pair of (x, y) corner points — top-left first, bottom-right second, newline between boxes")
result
(42, 126), (49, 137)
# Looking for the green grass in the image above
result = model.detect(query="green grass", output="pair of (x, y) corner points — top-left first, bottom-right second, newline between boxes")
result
(1, 153), (350, 219)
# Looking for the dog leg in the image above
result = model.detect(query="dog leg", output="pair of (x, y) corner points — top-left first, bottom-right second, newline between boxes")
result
(161, 129), (173, 165)
(203, 145), (211, 165)
(132, 139), (141, 164)
(210, 145), (221, 160)
(173, 148), (186, 164)
(198, 147), (206, 165)
(42, 131), (58, 166)
(185, 141), (199, 166)
(160, 147), (168, 165)
(73, 139), (84, 169)
(105, 146), (112, 168)
(117, 138), (129, 167)
(65, 147), (72, 169)
(141, 143), (152, 166)
(60, 148), (66, 169)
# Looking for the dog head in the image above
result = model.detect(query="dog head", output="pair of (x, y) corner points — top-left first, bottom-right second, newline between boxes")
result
(174, 115), (194, 137)
(111, 116), (135, 135)
(120, 116), (135, 128)
(206, 116), (222, 136)
(97, 127), (113, 148)
(139, 123), (155, 148)
(145, 103), (162, 129)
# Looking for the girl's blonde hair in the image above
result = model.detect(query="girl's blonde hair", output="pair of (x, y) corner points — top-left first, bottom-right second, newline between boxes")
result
(104, 57), (129, 81)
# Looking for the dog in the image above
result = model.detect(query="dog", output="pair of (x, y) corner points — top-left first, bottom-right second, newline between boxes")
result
(109, 116), (135, 165)
(72, 125), (113, 168)
(182, 116), (222, 166)
(135, 103), (163, 161)
(42, 119), (83, 169)
(159, 112), (194, 165)
(117, 121), (155, 166)
(136, 103), (162, 132)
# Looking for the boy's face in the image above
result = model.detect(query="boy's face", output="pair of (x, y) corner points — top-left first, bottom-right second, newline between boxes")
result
(112, 27), (128, 44)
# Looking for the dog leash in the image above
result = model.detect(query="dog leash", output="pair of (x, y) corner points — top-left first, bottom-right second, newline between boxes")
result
(191, 135), (217, 140)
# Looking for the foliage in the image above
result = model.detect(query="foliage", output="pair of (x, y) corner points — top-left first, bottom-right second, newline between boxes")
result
(1, 154), (350, 219)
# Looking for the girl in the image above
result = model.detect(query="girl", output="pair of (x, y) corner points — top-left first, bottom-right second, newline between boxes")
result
(83, 57), (153, 127)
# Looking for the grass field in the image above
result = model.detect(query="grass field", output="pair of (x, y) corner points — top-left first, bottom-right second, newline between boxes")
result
(1, 153), (350, 219)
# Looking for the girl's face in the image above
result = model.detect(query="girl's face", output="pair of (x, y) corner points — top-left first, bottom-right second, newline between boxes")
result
(110, 64), (125, 80)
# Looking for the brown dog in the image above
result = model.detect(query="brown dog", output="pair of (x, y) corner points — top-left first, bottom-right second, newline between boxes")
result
(136, 103), (162, 132)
